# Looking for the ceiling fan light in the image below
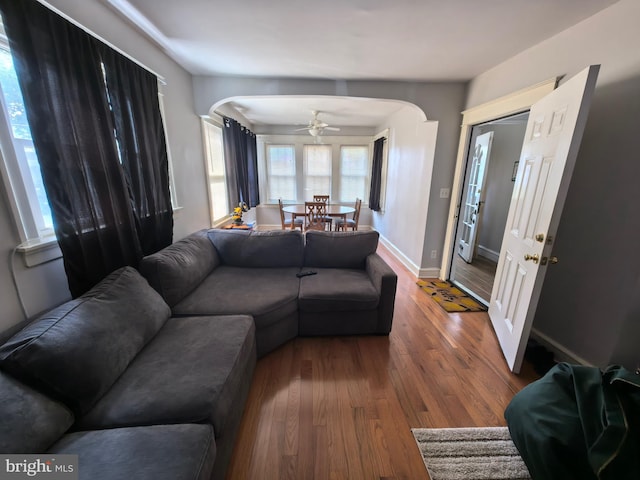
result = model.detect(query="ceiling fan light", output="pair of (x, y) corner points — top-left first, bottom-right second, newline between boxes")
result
(309, 127), (320, 136)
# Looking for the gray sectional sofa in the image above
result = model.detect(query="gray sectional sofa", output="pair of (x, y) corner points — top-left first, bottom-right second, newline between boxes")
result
(0, 266), (255, 480)
(0, 228), (397, 479)
(140, 229), (398, 357)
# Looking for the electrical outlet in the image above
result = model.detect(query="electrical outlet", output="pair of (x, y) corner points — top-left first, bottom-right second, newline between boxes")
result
(439, 188), (450, 199)
(430, 250), (437, 259)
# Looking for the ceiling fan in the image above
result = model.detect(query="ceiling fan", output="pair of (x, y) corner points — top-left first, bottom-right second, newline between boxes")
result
(294, 110), (340, 137)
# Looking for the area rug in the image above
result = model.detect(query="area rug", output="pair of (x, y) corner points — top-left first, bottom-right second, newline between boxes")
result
(416, 279), (487, 312)
(412, 427), (531, 480)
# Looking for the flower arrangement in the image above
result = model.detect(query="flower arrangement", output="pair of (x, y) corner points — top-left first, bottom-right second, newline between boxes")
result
(230, 202), (249, 224)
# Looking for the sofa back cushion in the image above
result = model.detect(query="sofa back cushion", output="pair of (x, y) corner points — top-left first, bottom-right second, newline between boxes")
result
(208, 229), (304, 268)
(0, 371), (74, 453)
(139, 230), (220, 306)
(0, 267), (170, 415)
(304, 231), (380, 269)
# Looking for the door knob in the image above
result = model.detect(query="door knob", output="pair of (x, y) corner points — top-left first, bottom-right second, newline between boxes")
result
(524, 253), (539, 264)
(549, 256), (559, 264)
(535, 233), (545, 243)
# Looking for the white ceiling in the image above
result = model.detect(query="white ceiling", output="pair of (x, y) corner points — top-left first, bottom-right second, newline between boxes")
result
(105, 0), (618, 128)
(221, 96), (409, 128)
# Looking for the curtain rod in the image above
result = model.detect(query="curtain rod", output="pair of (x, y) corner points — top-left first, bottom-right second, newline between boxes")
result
(36, 0), (166, 85)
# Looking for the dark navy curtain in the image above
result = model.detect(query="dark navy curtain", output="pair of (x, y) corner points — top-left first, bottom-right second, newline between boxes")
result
(369, 137), (386, 211)
(223, 117), (259, 208)
(103, 50), (173, 255)
(0, 0), (172, 297)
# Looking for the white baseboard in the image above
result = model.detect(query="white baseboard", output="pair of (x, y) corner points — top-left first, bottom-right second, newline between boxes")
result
(477, 245), (499, 263)
(378, 234), (421, 277)
(418, 267), (441, 278)
(530, 328), (593, 367)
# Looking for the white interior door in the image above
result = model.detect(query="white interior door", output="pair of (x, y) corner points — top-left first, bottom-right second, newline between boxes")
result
(488, 65), (599, 373)
(458, 132), (493, 262)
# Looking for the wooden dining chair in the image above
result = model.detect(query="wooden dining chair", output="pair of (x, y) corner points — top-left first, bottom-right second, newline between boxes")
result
(304, 201), (329, 231)
(312, 194), (332, 229)
(335, 198), (362, 231)
(278, 199), (303, 230)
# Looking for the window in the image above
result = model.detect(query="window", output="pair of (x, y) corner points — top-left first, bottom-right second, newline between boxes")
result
(259, 136), (372, 204)
(303, 144), (331, 201)
(0, 42), (54, 242)
(266, 144), (296, 201)
(202, 120), (228, 224)
(339, 145), (369, 202)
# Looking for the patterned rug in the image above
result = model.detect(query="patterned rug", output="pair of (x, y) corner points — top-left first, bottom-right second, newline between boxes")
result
(416, 279), (487, 312)
(412, 427), (531, 480)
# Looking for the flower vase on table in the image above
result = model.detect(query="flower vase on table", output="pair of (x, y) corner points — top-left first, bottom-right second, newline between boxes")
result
(230, 202), (249, 226)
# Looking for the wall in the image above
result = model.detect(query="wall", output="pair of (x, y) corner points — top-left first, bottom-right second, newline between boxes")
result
(193, 77), (466, 272)
(465, 0), (640, 368)
(373, 107), (438, 273)
(0, 0), (208, 331)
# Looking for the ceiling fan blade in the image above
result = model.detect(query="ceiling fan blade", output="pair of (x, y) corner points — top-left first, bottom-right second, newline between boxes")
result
(324, 126), (340, 131)
(293, 127), (310, 131)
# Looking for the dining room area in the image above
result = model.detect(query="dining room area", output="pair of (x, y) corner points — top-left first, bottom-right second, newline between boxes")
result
(234, 194), (364, 233)
(278, 196), (363, 232)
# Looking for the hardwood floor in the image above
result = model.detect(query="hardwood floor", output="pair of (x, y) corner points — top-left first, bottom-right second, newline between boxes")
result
(225, 244), (538, 480)
(450, 253), (497, 304)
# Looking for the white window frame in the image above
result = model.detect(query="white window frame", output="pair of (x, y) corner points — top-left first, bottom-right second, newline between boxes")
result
(265, 143), (297, 203)
(0, 32), (62, 265)
(338, 144), (370, 203)
(201, 117), (229, 225)
(303, 144), (332, 201)
(157, 88), (180, 211)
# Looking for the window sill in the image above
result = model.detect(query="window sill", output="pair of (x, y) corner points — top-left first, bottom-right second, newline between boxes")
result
(16, 236), (62, 267)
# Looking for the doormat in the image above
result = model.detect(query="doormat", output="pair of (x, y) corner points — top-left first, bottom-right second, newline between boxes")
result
(416, 279), (487, 312)
(411, 427), (531, 480)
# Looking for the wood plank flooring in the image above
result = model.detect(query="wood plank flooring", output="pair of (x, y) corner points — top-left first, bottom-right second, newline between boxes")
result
(225, 244), (538, 480)
(450, 253), (497, 304)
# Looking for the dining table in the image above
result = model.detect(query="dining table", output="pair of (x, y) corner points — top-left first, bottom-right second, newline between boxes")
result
(282, 204), (355, 230)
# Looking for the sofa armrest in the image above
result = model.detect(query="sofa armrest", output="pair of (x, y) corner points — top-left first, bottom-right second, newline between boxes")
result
(366, 253), (398, 333)
(139, 230), (220, 307)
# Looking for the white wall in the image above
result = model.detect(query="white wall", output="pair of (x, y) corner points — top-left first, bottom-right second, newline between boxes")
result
(465, 0), (640, 368)
(0, 0), (208, 331)
(373, 107), (439, 274)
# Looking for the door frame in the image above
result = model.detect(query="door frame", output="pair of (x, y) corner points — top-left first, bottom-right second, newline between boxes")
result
(440, 77), (558, 281)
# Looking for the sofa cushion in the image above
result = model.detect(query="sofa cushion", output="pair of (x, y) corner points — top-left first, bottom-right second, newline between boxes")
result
(208, 229), (304, 268)
(0, 267), (170, 415)
(50, 424), (215, 480)
(298, 268), (379, 312)
(0, 371), (74, 453)
(304, 231), (379, 269)
(77, 315), (256, 440)
(173, 266), (300, 330)
(139, 229), (220, 307)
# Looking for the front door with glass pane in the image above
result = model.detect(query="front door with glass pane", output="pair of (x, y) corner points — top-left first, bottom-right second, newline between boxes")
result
(458, 132), (493, 263)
